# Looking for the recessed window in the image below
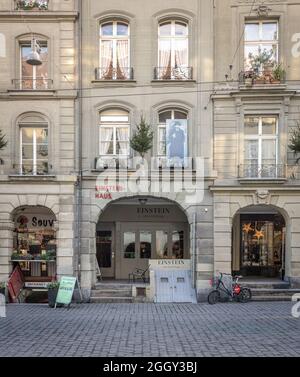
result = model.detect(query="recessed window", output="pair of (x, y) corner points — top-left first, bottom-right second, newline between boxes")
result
(20, 40), (49, 90)
(99, 108), (130, 156)
(157, 20), (190, 80)
(99, 20), (131, 80)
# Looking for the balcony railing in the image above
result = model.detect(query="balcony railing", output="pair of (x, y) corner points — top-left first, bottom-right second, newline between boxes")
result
(12, 78), (53, 90)
(95, 67), (134, 81)
(238, 164), (287, 179)
(154, 67), (193, 81)
(15, 0), (49, 10)
(12, 163), (50, 176)
(239, 70), (286, 86)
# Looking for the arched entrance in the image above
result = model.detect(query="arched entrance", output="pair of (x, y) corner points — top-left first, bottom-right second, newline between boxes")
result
(232, 205), (286, 279)
(12, 206), (57, 283)
(96, 196), (190, 280)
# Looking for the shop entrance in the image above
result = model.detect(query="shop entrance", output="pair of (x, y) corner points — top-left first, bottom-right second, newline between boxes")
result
(232, 206), (286, 279)
(96, 197), (190, 280)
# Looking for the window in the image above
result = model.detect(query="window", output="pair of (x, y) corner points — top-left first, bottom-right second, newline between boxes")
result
(124, 232), (135, 259)
(20, 40), (49, 89)
(158, 109), (188, 156)
(99, 108), (130, 157)
(20, 125), (48, 175)
(244, 116), (278, 178)
(99, 20), (131, 80)
(157, 20), (189, 80)
(244, 21), (278, 71)
(140, 231), (152, 259)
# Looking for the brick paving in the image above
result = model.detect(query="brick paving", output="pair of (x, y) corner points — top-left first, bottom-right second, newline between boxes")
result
(0, 302), (299, 357)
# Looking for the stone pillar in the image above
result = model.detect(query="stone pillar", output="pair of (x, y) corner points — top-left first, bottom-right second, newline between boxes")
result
(0, 220), (14, 281)
(80, 220), (96, 299)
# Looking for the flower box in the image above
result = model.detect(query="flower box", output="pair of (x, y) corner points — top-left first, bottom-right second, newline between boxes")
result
(16, 0), (49, 11)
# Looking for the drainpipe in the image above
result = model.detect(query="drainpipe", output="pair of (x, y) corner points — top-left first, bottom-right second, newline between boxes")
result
(76, 0), (83, 284)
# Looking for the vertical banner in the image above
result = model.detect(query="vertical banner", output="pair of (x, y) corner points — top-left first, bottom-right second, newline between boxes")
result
(55, 276), (77, 307)
(166, 119), (188, 167)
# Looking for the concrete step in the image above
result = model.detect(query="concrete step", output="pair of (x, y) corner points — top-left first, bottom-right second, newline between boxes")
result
(252, 295), (292, 302)
(243, 282), (290, 289)
(90, 296), (134, 304)
(251, 288), (300, 297)
(91, 289), (132, 298)
(94, 283), (132, 290)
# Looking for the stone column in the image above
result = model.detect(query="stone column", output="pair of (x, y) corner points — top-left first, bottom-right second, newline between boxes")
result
(0, 220), (14, 281)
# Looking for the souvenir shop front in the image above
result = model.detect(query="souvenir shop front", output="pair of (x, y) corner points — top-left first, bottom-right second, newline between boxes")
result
(12, 206), (57, 286)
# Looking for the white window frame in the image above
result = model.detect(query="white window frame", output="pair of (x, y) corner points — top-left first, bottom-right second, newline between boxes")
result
(20, 125), (48, 176)
(158, 20), (189, 79)
(99, 20), (130, 80)
(244, 20), (279, 70)
(244, 116), (279, 177)
(99, 111), (130, 157)
(157, 109), (188, 157)
(20, 40), (48, 90)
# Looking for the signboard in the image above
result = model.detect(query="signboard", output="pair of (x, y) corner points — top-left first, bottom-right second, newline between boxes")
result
(150, 259), (191, 270)
(15, 214), (55, 230)
(24, 282), (49, 289)
(55, 276), (77, 307)
(166, 119), (188, 167)
(7, 266), (24, 303)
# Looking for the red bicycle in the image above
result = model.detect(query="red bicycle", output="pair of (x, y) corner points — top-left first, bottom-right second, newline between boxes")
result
(208, 273), (252, 305)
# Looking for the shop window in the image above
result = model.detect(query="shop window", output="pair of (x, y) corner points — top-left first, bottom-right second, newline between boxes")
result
(99, 108), (130, 156)
(20, 125), (48, 175)
(124, 232), (135, 259)
(156, 230), (168, 258)
(244, 116), (278, 178)
(140, 231), (152, 259)
(99, 20), (131, 80)
(244, 21), (278, 71)
(172, 231), (184, 259)
(157, 20), (190, 80)
(20, 40), (49, 90)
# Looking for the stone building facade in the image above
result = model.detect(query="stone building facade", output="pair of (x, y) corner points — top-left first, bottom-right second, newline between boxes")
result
(0, 0), (300, 301)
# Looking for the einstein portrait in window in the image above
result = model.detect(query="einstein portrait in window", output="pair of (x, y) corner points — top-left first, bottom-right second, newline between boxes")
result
(166, 119), (188, 167)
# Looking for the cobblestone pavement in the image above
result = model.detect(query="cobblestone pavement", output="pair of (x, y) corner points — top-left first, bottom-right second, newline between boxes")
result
(0, 302), (299, 357)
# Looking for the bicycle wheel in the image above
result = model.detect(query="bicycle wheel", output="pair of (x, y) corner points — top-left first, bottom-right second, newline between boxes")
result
(208, 290), (220, 305)
(238, 288), (252, 303)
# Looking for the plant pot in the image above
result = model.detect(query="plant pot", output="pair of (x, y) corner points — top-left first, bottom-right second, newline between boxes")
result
(48, 288), (58, 308)
(0, 288), (5, 296)
(245, 78), (253, 86)
(263, 63), (274, 73)
(271, 80), (281, 84)
(254, 78), (265, 85)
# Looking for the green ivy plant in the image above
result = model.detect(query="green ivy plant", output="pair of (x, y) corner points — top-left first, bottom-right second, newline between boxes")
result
(289, 122), (300, 163)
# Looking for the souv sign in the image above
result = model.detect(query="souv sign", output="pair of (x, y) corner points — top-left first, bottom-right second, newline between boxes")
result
(32, 217), (55, 228)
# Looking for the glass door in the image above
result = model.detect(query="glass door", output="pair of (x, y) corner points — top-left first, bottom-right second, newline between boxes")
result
(96, 230), (114, 278)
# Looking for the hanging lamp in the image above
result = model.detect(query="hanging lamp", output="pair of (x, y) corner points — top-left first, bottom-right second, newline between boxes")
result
(26, 37), (42, 66)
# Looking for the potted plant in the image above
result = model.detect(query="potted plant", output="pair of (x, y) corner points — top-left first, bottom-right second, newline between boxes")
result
(289, 122), (300, 164)
(272, 63), (285, 84)
(130, 116), (154, 160)
(47, 281), (60, 308)
(248, 48), (274, 84)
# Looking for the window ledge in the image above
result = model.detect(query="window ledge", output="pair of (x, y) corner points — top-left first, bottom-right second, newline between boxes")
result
(8, 174), (57, 181)
(7, 89), (56, 96)
(238, 178), (287, 184)
(91, 80), (137, 87)
(151, 80), (196, 85)
(239, 83), (287, 91)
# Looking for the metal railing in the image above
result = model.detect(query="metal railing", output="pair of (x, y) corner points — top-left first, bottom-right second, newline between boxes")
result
(95, 67), (134, 81)
(11, 163), (51, 176)
(238, 164), (287, 179)
(12, 78), (53, 90)
(239, 70), (286, 85)
(154, 66), (193, 81)
(15, 0), (49, 10)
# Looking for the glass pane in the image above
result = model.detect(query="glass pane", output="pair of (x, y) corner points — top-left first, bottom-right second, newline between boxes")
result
(116, 40), (129, 78)
(100, 127), (114, 155)
(245, 23), (259, 41)
(261, 45), (277, 63)
(21, 128), (34, 143)
(116, 141), (129, 155)
(100, 109), (129, 122)
(159, 22), (171, 36)
(175, 22), (188, 36)
(116, 128), (128, 141)
(36, 128), (48, 143)
(172, 231), (184, 259)
(262, 23), (278, 41)
(244, 117), (259, 135)
(244, 45), (259, 69)
(158, 39), (171, 71)
(100, 40), (113, 76)
(174, 111), (187, 119)
(262, 117), (277, 135)
(159, 110), (172, 123)
(140, 231), (152, 259)
(22, 162), (33, 175)
(156, 231), (168, 259)
(37, 145), (48, 159)
(101, 23), (113, 36)
(174, 39), (188, 67)
(22, 145), (33, 159)
(21, 45), (33, 80)
(244, 140), (258, 160)
(117, 22), (129, 36)
(262, 139), (276, 162)
(96, 231), (112, 268)
(124, 232), (135, 259)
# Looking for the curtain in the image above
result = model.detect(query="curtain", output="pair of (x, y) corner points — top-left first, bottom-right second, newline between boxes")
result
(101, 40), (113, 79)
(100, 128), (113, 155)
(117, 40), (129, 79)
(174, 38), (188, 79)
(158, 39), (171, 79)
(116, 127), (129, 155)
